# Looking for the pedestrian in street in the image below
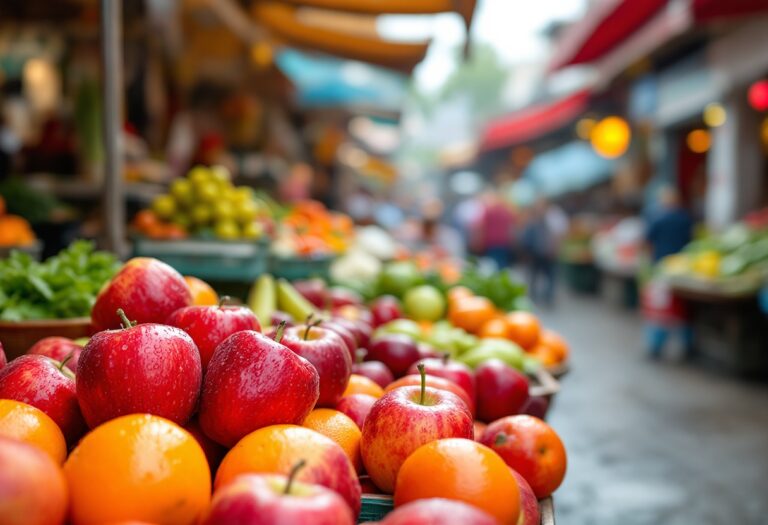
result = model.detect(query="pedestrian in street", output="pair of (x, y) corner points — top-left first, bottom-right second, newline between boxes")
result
(522, 198), (567, 307)
(476, 193), (515, 270)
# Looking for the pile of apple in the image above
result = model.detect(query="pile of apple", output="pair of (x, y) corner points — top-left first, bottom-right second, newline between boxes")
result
(0, 257), (567, 525)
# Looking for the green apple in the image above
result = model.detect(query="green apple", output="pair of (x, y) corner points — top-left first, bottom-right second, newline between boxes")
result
(373, 318), (423, 341)
(403, 285), (446, 322)
(457, 338), (525, 370)
(377, 261), (423, 298)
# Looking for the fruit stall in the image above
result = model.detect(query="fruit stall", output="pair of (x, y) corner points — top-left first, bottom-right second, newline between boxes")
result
(0, 228), (570, 524)
(654, 212), (768, 375)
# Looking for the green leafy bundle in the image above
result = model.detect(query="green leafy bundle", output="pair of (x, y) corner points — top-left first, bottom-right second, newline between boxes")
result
(0, 241), (120, 321)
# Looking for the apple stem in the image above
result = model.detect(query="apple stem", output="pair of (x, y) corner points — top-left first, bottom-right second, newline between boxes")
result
(305, 313), (314, 326)
(284, 459), (307, 495)
(218, 296), (231, 308)
(116, 308), (136, 329)
(494, 432), (508, 446)
(417, 363), (426, 405)
(274, 320), (287, 344)
(58, 352), (74, 372)
(303, 320), (322, 341)
(355, 348), (367, 364)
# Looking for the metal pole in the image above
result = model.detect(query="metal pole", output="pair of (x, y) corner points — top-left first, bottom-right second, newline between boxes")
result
(101, 0), (125, 256)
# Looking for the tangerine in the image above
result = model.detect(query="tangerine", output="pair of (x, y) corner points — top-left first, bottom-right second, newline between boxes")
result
(343, 374), (384, 398)
(447, 296), (497, 334)
(184, 276), (219, 306)
(63, 414), (211, 525)
(505, 311), (542, 350)
(302, 408), (362, 472)
(0, 399), (66, 464)
(539, 329), (569, 363)
(478, 317), (511, 339)
(394, 438), (520, 525)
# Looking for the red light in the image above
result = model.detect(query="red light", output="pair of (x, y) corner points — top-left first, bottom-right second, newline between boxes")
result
(748, 80), (768, 111)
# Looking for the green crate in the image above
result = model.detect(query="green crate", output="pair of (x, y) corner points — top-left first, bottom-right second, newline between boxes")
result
(268, 254), (335, 281)
(359, 494), (394, 523)
(133, 238), (269, 282)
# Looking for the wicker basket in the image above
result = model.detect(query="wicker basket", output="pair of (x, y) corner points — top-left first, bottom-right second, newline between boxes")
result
(0, 317), (91, 360)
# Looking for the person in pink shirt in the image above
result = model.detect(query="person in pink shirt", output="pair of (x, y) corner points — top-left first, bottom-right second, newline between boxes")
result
(476, 193), (515, 269)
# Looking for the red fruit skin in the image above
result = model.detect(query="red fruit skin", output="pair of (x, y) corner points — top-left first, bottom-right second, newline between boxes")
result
(202, 474), (355, 525)
(185, 418), (227, 478)
(199, 331), (320, 447)
(361, 386), (473, 493)
(329, 317), (371, 350)
(380, 498), (497, 525)
(475, 359), (529, 423)
(27, 337), (83, 374)
(386, 374), (475, 416)
(320, 321), (357, 361)
(370, 296), (402, 328)
(0, 437), (68, 525)
(270, 311), (295, 329)
(77, 324), (202, 429)
(335, 394), (377, 430)
(510, 468), (541, 525)
(332, 305), (374, 327)
(0, 355), (86, 446)
(407, 357), (475, 402)
(0, 342), (6, 370)
(521, 396), (550, 420)
(90, 257), (192, 332)
(351, 360), (394, 389)
(327, 287), (363, 308)
(479, 415), (567, 499)
(279, 326), (352, 407)
(416, 343), (441, 360)
(292, 279), (327, 308)
(366, 335), (420, 378)
(473, 421), (487, 442)
(167, 305), (260, 369)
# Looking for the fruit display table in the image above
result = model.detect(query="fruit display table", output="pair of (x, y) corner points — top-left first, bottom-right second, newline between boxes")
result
(596, 260), (639, 309)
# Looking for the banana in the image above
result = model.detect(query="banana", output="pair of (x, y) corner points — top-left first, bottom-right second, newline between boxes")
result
(276, 278), (317, 322)
(248, 274), (277, 327)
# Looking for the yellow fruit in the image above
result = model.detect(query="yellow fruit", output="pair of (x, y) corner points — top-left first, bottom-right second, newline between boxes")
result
(215, 221), (240, 240)
(152, 195), (176, 219)
(692, 251), (721, 278)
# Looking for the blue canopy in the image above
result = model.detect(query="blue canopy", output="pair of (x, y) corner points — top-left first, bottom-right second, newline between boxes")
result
(275, 49), (408, 111)
(523, 141), (615, 198)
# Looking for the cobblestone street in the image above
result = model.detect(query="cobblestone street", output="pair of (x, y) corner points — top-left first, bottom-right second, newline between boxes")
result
(541, 292), (768, 525)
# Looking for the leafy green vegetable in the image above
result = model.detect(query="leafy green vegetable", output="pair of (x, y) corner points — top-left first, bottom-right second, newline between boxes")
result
(0, 240), (119, 321)
(456, 264), (527, 311)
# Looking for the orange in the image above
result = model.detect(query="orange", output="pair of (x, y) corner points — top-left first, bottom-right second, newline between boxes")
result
(184, 276), (219, 306)
(446, 286), (473, 313)
(302, 408), (362, 472)
(0, 399), (66, 464)
(215, 425), (361, 515)
(539, 329), (569, 363)
(505, 311), (542, 350)
(132, 210), (159, 233)
(478, 317), (511, 339)
(394, 438), (520, 524)
(447, 296), (497, 334)
(529, 344), (559, 367)
(0, 215), (36, 246)
(343, 374), (384, 398)
(63, 414), (211, 525)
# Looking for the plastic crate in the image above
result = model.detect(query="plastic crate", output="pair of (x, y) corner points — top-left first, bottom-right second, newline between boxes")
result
(133, 238), (269, 281)
(268, 254), (334, 281)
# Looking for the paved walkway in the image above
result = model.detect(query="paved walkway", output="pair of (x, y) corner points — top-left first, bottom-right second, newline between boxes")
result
(539, 291), (768, 525)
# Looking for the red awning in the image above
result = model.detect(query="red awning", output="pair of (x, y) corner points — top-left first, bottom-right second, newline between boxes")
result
(480, 90), (591, 152)
(548, 0), (668, 72)
(692, 0), (768, 22)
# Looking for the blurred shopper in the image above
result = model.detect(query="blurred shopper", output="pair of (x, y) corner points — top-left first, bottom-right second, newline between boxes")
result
(476, 193), (515, 269)
(643, 186), (694, 359)
(523, 198), (567, 307)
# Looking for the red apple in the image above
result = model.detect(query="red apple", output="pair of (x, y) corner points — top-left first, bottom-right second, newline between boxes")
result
(77, 310), (202, 428)
(320, 321), (357, 360)
(385, 374), (474, 415)
(271, 310), (295, 329)
(199, 330), (319, 447)
(366, 334), (420, 378)
(0, 436), (68, 525)
(293, 278), (327, 308)
(327, 287), (363, 308)
(202, 470), (354, 525)
(370, 295), (402, 327)
(335, 394), (377, 430)
(279, 325), (352, 407)
(0, 342), (6, 370)
(510, 468), (540, 525)
(380, 498), (496, 525)
(26, 337), (83, 375)
(416, 343), (442, 360)
(91, 257), (192, 331)
(361, 366), (473, 493)
(475, 359), (529, 423)
(407, 356), (475, 402)
(0, 354), (86, 446)
(185, 418), (227, 478)
(333, 304), (374, 327)
(352, 351), (394, 389)
(473, 421), (487, 442)
(330, 317), (371, 350)
(167, 301), (260, 369)
(521, 396), (550, 420)
(479, 415), (567, 498)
